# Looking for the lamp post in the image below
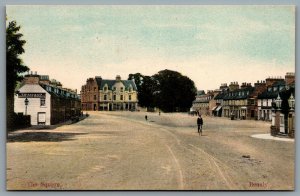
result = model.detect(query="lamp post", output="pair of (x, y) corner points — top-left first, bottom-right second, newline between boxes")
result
(271, 93), (282, 136)
(288, 93), (295, 137)
(288, 93), (295, 111)
(24, 97), (29, 115)
(275, 93), (282, 109)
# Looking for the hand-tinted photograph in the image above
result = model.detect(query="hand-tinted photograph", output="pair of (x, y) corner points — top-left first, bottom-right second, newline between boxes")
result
(6, 5), (295, 190)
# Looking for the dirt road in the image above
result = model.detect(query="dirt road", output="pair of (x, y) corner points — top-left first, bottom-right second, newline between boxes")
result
(6, 111), (294, 190)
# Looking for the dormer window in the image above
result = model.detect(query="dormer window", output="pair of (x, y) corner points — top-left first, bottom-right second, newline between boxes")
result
(120, 87), (124, 92)
(113, 87), (116, 91)
(103, 86), (107, 91)
(268, 87), (272, 92)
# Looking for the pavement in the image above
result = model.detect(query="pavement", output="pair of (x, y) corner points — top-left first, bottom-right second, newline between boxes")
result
(6, 111), (295, 190)
(251, 134), (294, 142)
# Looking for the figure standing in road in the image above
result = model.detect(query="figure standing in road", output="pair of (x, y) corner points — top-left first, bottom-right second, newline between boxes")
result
(145, 115), (148, 121)
(197, 115), (203, 136)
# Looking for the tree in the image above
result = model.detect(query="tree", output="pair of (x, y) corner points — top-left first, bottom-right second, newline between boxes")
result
(7, 20), (29, 131)
(138, 76), (157, 108)
(128, 73), (157, 108)
(128, 73), (143, 90)
(152, 69), (197, 112)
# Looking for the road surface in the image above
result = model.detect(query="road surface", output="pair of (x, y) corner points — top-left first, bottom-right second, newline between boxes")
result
(7, 111), (294, 190)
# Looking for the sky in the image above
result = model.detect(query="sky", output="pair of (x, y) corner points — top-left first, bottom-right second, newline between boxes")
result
(6, 5), (295, 92)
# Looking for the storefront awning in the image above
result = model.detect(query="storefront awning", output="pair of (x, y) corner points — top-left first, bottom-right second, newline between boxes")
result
(215, 106), (222, 111)
(211, 106), (218, 111)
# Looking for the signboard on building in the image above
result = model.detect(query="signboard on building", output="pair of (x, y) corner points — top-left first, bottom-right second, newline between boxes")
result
(18, 93), (46, 98)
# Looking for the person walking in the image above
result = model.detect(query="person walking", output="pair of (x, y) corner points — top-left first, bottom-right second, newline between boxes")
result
(145, 115), (148, 121)
(197, 115), (203, 136)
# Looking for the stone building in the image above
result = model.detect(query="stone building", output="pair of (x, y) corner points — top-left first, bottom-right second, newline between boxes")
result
(222, 83), (255, 119)
(212, 83), (229, 117)
(14, 72), (81, 125)
(192, 90), (214, 116)
(257, 73), (295, 121)
(81, 75), (138, 111)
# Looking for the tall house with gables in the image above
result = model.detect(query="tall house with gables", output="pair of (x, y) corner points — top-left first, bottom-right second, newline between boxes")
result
(81, 75), (138, 111)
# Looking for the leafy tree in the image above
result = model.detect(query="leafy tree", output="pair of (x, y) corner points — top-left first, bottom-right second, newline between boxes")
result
(128, 73), (156, 108)
(128, 73), (143, 90)
(153, 69), (197, 112)
(138, 76), (157, 108)
(7, 20), (29, 130)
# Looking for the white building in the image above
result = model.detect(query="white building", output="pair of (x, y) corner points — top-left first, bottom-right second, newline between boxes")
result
(14, 73), (81, 125)
(15, 84), (51, 125)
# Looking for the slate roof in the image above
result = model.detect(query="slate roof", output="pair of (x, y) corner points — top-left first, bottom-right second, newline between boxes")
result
(257, 80), (289, 99)
(197, 90), (205, 96)
(99, 79), (137, 91)
(40, 84), (80, 100)
(222, 87), (254, 100)
(214, 92), (226, 100)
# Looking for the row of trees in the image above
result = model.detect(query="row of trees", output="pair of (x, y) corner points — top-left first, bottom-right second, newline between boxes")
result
(128, 70), (197, 112)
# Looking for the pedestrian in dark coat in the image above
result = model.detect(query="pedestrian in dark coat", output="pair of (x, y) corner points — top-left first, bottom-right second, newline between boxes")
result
(197, 115), (203, 136)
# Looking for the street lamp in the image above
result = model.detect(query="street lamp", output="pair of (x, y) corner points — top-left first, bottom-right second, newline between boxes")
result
(288, 93), (295, 111)
(275, 93), (282, 110)
(24, 97), (29, 115)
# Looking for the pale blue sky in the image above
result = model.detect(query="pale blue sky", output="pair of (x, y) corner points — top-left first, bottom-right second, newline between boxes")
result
(7, 5), (295, 92)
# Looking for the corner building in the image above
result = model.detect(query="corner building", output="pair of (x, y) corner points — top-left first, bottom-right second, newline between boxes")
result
(81, 75), (138, 111)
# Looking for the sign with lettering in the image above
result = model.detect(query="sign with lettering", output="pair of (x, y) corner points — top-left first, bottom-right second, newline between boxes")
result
(18, 93), (46, 98)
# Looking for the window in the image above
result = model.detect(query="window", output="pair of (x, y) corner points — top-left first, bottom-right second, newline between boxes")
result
(129, 95), (131, 101)
(129, 87), (132, 92)
(120, 95), (123, 100)
(94, 87), (97, 91)
(94, 95), (97, 100)
(120, 87), (124, 92)
(104, 86), (107, 91)
(113, 95), (116, 100)
(40, 98), (46, 107)
(104, 95), (107, 100)
(113, 87), (116, 91)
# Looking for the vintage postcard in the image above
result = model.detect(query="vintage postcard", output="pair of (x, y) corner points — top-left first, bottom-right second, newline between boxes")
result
(6, 5), (295, 190)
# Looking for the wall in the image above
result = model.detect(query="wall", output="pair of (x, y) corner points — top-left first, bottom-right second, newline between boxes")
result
(14, 84), (51, 125)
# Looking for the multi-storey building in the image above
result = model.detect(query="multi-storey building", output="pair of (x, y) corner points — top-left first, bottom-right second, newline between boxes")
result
(257, 73), (295, 121)
(222, 83), (255, 119)
(192, 90), (214, 116)
(81, 75), (138, 111)
(212, 83), (229, 117)
(14, 72), (81, 125)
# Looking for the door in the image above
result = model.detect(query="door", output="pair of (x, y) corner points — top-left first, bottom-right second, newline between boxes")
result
(279, 114), (285, 133)
(38, 112), (46, 125)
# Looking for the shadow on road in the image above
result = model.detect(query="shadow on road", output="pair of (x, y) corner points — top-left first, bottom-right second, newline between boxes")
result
(7, 132), (87, 143)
